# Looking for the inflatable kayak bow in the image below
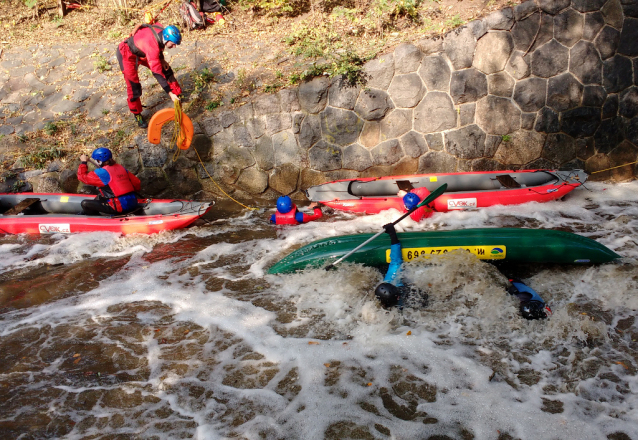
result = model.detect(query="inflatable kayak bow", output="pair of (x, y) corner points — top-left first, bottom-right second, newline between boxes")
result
(268, 228), (620, 274)
(0, 193), (212, 234)
(306, 169), (587, 214)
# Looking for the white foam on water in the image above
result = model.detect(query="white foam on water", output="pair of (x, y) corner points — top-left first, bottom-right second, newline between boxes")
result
(1, 181), (637, 439)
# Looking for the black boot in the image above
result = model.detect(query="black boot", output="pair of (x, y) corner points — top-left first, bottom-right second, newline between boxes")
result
(134, 114), (148, 129)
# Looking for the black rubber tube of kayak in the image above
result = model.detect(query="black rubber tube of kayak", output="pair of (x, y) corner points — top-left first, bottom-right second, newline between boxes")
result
(324, 183), (448, 270)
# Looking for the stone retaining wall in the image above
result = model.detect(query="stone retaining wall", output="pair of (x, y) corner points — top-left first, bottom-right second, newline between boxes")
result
(181, 0), (637, 200)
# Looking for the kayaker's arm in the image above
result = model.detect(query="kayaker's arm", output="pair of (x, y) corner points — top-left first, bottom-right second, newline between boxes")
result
(77, 162), (106, 187)
(295, 203), (323, 223)
(127, 171), (142, 192)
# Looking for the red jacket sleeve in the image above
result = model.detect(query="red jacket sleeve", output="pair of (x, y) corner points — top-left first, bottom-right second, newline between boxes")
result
(300, 207), (323, 223)
(77, 163), (106, 187)
(128, 171), (141, 192)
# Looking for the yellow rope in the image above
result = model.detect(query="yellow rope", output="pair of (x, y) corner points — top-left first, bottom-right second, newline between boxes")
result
(194, 148), (257, 211)
(591, 160), (638, 174)
(171, 99), (186, 161)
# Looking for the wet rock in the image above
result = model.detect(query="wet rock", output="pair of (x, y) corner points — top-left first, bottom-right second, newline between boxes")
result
(236, 167), (268, 194)
(321, 107), (364, 146)
(450, 68), (488, 104)
(603, 55), (633, 93)
(394, 43), (423, 74)
(445, 124), (486, 159)
(59, 169), (79, 193)
(400, 131), (428, 158)
(309, 140), (342, 171)
(601, 0), (624, 29)
(582, 85), (607, 106)
(547, 73), (584, 112)
(370, 139), (404, 166)
(137, 138), (168, 168)
(328, 76), (360, 110)
(269, 163), (299, 194)
(253, 93), (281, 116)
(488, 72), (516, 97)
(425, 133), (444, 151)
(583, 11), (606, 41)
(521, 112), (536, 129)
(298, 76), (330, 114)
(505, 50), (530, 80)
(569, 41), (603, 84)
(165, 168), (202, 196)
(388, 73), (425, 108)
(623, 116), (638, 148)
(484, 135), (502, 157)
(273, 130), (304, 167)
(354, 88), (393, 121)
(418, 55), (451, 92)
(514, 0), (538, 20)
(460, 103), (476, 126)
(543, 133), (576, 164)
(485, 8), (515, 30)
(342, 143), (373, 171)
(360, 121), (380, 148)
(414, 92), (457, 133)
(363, 53), (395, 90)
(618, 18), (638, 56)
(554, 9), (585, 47)
(561, 107), (602, 137)
(609, 140), (638, 181)
(33, 172), (62, 193)
(576, 137), (596, 159)
(622, 0), (638, 18)
(494, 129), (545, 164)
(476, 95), (521, 135)
(573, 0), (606, 12)
(300, 168), (328, 190)
(137, 168), (169, 196)
(379, 109), (412, 142)
(602, 93), (619, 118)
(417, 150), (457, 173)
(117, 148), (141, 174)
(297, 113), (321, 149)
(594, 116), (624, 153)
(595, 26), (621, 59)
(532, 39), (569, 78)
(513, 77), (547, 112)
(444, 26), (477, 70)
(473, 31), (514, 74)
(537, 0), (570, 14)
(619, 87), (638, 119)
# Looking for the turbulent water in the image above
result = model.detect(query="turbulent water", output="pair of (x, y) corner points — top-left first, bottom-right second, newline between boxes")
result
(1, 182), (637, 440)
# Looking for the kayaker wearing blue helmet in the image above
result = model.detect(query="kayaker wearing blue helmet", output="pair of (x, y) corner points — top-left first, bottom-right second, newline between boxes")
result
(270, 196), (323, 225)
(77, 148), (141, 216)
(374, 224), (551, 320)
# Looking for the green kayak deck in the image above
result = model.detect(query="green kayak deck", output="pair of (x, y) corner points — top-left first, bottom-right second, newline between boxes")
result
(268, 228), (620, 274)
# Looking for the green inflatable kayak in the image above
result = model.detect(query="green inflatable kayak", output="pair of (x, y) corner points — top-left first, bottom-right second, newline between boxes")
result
(268, 228), (620, 274)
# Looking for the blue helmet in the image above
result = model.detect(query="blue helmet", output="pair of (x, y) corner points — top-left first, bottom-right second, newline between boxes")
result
(403, 192), (421, 210)
(163, 25), (182, 45)
(276, 196), (293, 214)
(91, 147), (112, 162)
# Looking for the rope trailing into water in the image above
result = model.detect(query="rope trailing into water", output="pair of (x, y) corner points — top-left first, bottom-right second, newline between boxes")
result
(591, 160), (638, 174)
(194, 148), (257, 211)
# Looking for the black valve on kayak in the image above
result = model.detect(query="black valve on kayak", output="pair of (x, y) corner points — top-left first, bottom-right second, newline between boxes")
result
(508, 279), (552, 320)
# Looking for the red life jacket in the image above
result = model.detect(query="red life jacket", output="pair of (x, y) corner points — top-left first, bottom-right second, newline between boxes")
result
(274, 206), (299, 225)
(407, 187), (434, 222)
(98, 164), (136, 198)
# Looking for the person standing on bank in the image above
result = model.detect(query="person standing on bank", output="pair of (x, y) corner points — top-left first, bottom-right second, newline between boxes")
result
(77, 148), (141, 216)
(116, 23), (183, 128)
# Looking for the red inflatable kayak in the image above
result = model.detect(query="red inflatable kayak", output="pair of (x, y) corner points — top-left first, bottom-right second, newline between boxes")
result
(0, 193), (213, 234)
(306, 170), (587, 214)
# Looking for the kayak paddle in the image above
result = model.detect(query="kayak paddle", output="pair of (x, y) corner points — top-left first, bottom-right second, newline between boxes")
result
(324, 183), (448, 271)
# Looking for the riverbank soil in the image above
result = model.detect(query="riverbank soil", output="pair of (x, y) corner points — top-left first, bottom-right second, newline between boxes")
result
(0, 0), (518, 171)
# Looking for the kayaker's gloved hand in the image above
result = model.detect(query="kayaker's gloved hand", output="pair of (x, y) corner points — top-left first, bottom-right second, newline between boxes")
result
(383, 223), (399, 245)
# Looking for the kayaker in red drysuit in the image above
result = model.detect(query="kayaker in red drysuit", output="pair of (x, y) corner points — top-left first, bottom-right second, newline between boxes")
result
(77, 148), (142, 216)
(398, 187), (434, 221)
(116, 23), (183, 128)
(270, 196), (323, 225)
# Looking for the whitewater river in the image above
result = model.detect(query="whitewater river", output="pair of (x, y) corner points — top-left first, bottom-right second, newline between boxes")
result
(1, 181), (637, 440)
